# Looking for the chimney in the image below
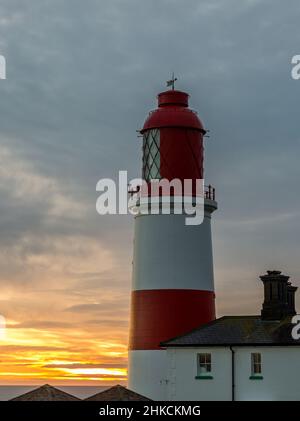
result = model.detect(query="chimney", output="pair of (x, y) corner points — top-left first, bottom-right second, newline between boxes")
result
(260, 270), (290, 320)
(287, 282), (297, 316)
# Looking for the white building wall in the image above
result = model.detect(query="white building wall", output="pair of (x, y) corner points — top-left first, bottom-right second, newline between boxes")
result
(235, 347), (300, 401)
(166, 346), (300, 401)
(166, 347), (232, 401)
(128, 350), (168, 401)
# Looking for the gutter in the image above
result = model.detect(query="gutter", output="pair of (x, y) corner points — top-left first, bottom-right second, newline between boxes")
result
(230, 346), (235, 402)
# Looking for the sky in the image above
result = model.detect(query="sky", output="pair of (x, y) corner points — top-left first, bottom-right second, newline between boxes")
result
(0, 0), (299, 386)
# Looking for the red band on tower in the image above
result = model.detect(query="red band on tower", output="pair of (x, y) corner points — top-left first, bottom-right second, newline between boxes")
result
(129, 289), (216, 350)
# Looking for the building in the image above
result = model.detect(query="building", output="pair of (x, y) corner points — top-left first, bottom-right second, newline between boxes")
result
(128, 85), (218, 400)
(85, 385), (150, 401)
(10, 384), (80, 401)
(161, 271), (300, 401)
(10, 384), (151, 401)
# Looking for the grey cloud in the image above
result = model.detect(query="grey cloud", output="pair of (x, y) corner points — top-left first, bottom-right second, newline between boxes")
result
(0, 0), (299, 324)
(64, 301), (128, 314)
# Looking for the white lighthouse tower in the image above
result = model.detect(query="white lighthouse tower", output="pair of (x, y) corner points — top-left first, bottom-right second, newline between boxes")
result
(128, 86), (217, 400)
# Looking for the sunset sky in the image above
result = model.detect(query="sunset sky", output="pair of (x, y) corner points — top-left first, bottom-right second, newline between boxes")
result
(0, 0), (300, 385)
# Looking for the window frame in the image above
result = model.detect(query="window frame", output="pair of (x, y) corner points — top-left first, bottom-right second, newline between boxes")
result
(142, 129), (160, 182)
(195, 353), (213, 380)
(250, 352), (263, 380)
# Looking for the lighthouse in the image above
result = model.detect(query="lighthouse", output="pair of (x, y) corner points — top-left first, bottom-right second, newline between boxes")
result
(128, 83), (217, 400)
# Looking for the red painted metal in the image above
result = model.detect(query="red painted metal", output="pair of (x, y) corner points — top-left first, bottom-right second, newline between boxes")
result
(129, 289), (216, 350)
(160, 127), (203, 180)
(141, 91), (205, 133)
(141, 89), (205, 183)
(158, 90), (189, 107)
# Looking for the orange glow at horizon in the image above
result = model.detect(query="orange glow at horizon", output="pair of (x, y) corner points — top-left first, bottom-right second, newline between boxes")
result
(0, 222), (134, 386)
(0, 317), (129, 385)
(0, 157), (132, 387)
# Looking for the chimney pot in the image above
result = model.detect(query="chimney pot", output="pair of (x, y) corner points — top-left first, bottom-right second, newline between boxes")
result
(260, 270), (297, 320)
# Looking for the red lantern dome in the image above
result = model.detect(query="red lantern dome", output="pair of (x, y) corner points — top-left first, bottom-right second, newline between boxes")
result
(140, 90), (206, 182)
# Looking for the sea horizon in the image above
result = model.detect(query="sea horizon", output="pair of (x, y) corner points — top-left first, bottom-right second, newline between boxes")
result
(0, 384), (125, 401)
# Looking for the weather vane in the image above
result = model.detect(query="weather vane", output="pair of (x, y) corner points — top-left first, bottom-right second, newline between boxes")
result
(166, 72), (177, 90)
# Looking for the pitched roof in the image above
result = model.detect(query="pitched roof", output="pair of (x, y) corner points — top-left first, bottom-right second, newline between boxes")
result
(161, 316), (300, 347)
(84, 385), (151, 401)
(10, 384), (80, 401)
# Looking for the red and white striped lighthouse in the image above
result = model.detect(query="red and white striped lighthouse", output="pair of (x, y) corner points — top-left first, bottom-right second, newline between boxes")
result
(128, 85), (217, 400)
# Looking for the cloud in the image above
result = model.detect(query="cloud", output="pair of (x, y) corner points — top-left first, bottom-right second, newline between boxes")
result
(44, 362), (126, 369)
(64, 300), (129, 314)
(0, 345), (68, 352)
(6, 321), (75, 329)
(0, 0), (299, 384)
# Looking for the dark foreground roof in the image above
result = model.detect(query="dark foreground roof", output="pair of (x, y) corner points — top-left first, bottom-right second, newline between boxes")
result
(85, 385), (151, 401)
(11, 384), (80, 401)
(161, 316), (300, 347)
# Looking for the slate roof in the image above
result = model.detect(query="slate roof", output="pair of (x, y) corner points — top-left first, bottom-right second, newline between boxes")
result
(161, 316), (300, 347)
(84, 385), (151, 401)
(10, 384), (80, 401)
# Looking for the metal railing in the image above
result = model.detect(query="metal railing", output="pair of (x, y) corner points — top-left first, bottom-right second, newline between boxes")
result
(129, 183), (216, 201)
(205, 184), (216, 201)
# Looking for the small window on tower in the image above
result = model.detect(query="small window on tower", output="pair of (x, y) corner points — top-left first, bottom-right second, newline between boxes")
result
(250, 353), (263, 380)
(142, 129), (160, 182)
(195, 353), (213, 379)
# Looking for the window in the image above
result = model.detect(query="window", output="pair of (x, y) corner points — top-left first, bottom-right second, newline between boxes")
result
(142, 129), (160, 182)
(195, 353), (213, 379)
(250, 353), (263, 380)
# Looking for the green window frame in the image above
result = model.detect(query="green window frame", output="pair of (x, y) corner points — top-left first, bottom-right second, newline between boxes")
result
(195, 353), (213, 379)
